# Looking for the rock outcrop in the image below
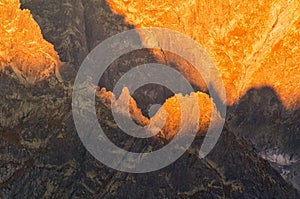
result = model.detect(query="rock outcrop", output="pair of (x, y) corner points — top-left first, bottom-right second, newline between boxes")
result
(96, 86), (222, 139)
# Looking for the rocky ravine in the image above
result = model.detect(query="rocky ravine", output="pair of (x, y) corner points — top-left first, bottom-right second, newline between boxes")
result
(0, 0), (299, 198)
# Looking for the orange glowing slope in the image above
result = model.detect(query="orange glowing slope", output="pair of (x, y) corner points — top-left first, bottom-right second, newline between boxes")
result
(107, 0), (300, 109)
(0, 0), (60, 83)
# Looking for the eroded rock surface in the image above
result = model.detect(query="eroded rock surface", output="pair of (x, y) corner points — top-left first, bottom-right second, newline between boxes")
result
(0, 0), (299, 198)
(107, 0), (300, 109)
(0, 0), (60, 83)
(1, 74), (298, 198)
(106, 0), (300, 190)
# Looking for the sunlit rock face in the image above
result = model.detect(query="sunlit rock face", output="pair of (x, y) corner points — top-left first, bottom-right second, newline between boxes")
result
(0, 0), (60, 83)
(107, 0), (300, 110)
(0, 0), (66, 129)
(96, 86), (222, 139)
(150, 91), (222, 139)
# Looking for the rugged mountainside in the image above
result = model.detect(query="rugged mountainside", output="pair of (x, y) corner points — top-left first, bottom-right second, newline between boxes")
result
(0, 0), (299, 198)
(106, 0), (300, 190)
(0, 73), (298, 198)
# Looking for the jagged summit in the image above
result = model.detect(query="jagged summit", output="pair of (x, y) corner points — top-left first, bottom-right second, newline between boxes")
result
(0, 0), (61, 84)
(96, 86), (222, 139)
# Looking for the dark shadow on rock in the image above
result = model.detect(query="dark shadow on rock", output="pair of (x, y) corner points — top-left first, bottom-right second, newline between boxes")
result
(227, 86), (300, 155)
(21, 0), (135, 69)
(227, 86), (300, 190)
(20, 0), (172, 117)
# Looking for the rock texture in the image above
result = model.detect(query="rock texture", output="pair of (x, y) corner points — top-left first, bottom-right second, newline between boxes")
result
(0, 74), (298, 198)
(0, 0), (299, 198)
(96, 87), (222, 139)
(106, 0), (300, 190)
(107, 0), (300, 109)
(227, 86), (300, 191)
(0, 0), (60, 84)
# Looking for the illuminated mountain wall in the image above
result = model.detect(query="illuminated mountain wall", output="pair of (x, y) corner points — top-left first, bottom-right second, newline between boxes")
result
(0, 0), (60, 83)
(107, 0), (300, 110)
(1, 0), (298, 139)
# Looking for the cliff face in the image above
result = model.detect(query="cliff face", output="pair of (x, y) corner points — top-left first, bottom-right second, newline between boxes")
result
(0, 0), (299, 198)
(0, 0), (60, 83)
(107, 0), (300, 110)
